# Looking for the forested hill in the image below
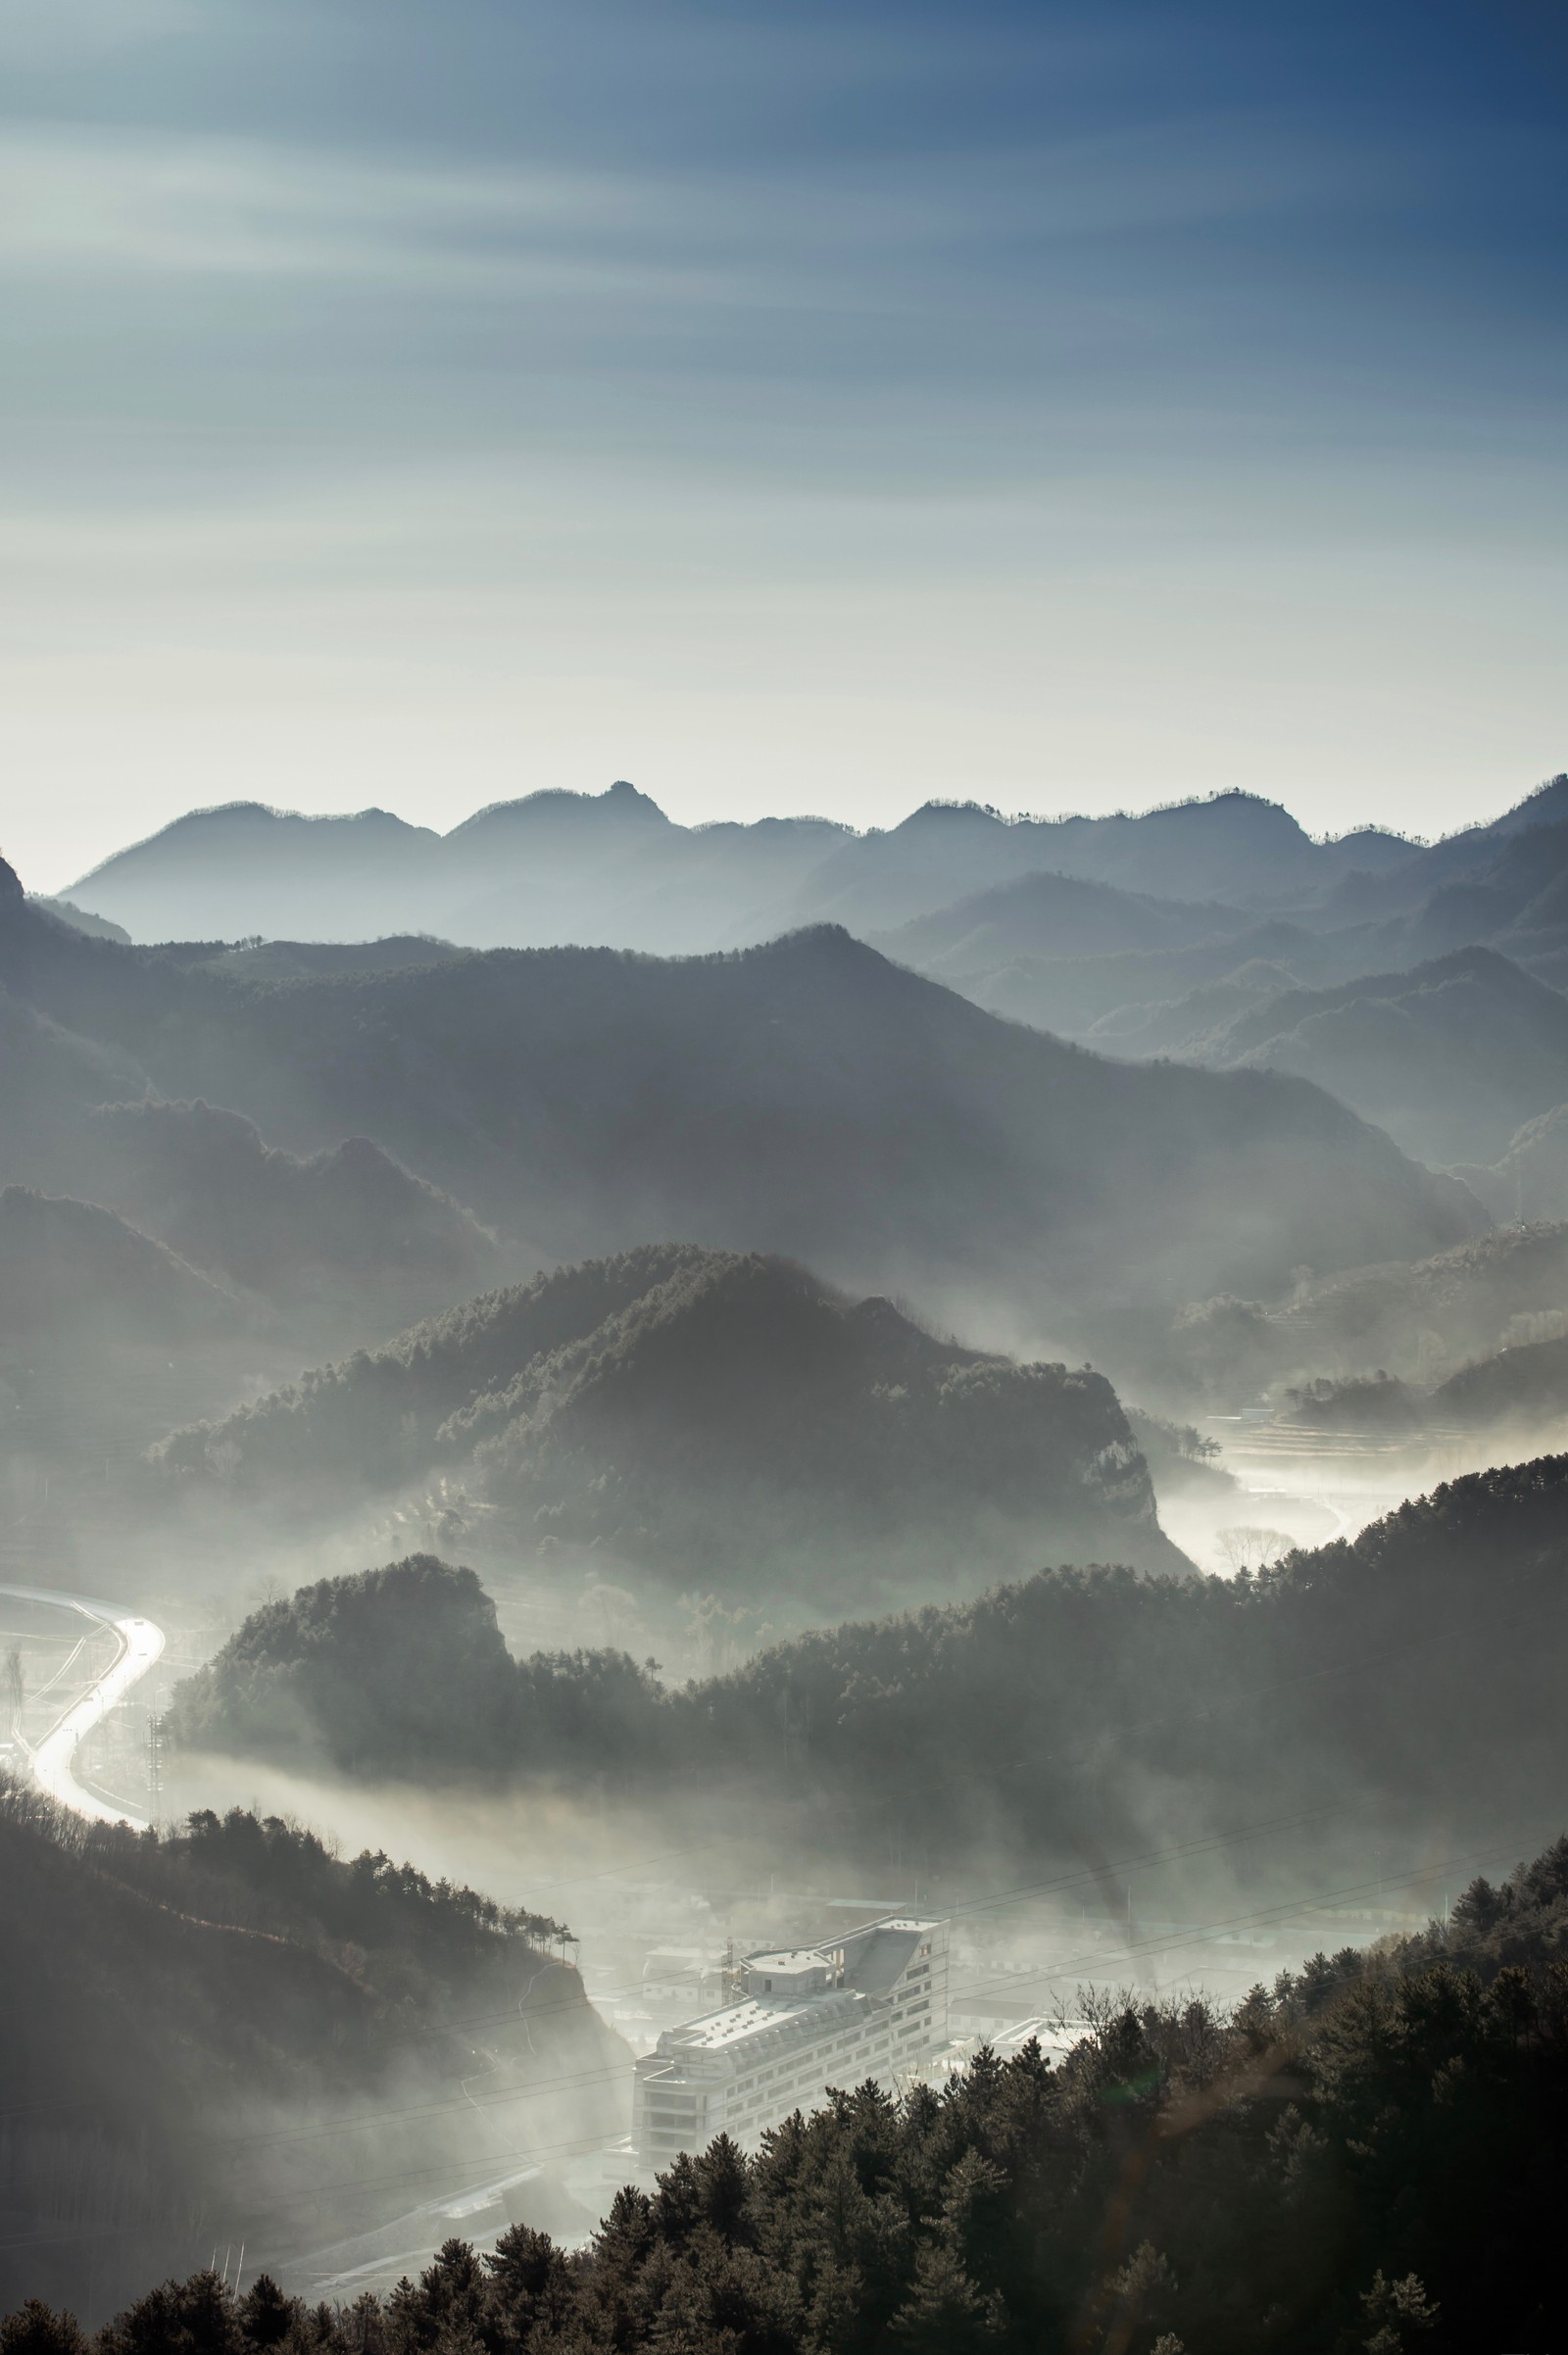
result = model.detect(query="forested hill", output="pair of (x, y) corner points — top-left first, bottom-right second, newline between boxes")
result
(1152, 1218), (1568, 1400)
(170, 1453), (1568, 1872)
(20, 1833), (1568, 2352)
(0, 1782), (617, 2321)
(152, 1246), (1187, 1593)
(0, 864), (1481, 1324)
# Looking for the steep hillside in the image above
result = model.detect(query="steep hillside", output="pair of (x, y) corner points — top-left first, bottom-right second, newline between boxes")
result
(27, 1919), (1568, 2355)
(152, 1248), (1189, 1593)
(0, 1782), (617, 2320)
(25, 896), (131, 943)
(0, 988), (147, 1187)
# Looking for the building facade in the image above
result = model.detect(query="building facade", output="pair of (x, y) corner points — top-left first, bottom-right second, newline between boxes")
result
(631, 1915), (949, 2177)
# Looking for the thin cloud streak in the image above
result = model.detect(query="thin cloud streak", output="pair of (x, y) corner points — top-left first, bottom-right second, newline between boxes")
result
(0, 0), (1563, 870)
(0, 114), (1423, 292)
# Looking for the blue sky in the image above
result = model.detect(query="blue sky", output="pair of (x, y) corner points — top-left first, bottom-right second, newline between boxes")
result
(3, 0), (1565, 885)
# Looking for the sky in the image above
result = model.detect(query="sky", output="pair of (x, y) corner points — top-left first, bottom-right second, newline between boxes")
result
(2, 0), (1565, 891)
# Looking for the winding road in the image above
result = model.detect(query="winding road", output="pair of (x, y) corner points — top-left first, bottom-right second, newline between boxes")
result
(0, 1584), (166, 1824)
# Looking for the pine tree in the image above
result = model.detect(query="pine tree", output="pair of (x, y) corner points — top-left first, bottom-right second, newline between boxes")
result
(0, 2303), (89, 2355)
(887, 2242), (1000, 2353)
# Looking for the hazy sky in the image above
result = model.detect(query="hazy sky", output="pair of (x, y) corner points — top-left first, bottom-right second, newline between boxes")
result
(3, 0), (1565, 889)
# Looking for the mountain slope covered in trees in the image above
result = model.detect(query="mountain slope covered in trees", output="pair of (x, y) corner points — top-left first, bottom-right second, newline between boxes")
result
(170, 1453), (1568, 1879)
(1148, 1219), (1568, 1402)
(0, 1781), (616, 2321)
(152, 1249), (1187, 1595)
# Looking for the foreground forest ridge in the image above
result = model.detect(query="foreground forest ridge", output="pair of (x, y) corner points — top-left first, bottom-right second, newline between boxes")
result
(8, 1826), (1567, 2352)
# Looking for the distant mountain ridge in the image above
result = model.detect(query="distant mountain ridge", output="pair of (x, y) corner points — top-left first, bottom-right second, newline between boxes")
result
(1151, 1220), (1568, 1404)
(1206, 945), (1568, 1165)
(0, 862), (1484, 1333)
(62, 781), (1417, 952)
(862, 779), (1568, 1110)
(867, 866), (1254, 975)
(57, 771), (1568, 967)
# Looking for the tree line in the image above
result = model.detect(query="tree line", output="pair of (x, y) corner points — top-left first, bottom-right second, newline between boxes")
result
(8, 1834), (1567, 2351)
(170, 1451), (1568, 1872)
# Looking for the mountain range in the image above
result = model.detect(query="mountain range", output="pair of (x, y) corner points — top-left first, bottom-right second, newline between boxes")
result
(0, 858), (1481, 1345)
(59, 782), (1415, 953)
(44, 774), (1568, 1220)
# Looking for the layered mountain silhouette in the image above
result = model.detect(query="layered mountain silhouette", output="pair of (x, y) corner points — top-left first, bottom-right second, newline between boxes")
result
(56, 771), (1568, 977)
(0, 861), (1483, 1324)
(858, 777), (1568, 1104)
(63, 783), (1410, 952)
(1285, 1333), (1568, 1447)
(868, 867), (1253, 977)
(1203, 946), (1568, 1165)
(154, 1244), (1189, 1595)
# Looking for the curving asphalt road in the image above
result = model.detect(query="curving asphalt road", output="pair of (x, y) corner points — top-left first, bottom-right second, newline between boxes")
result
(0, 1584), (166, 1824)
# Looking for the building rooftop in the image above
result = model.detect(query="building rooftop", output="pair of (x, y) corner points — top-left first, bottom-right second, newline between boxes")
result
(840, 1924), (926, 1997)
(637, 1915), (943, 2068)
(655, 1985), (863, 2056)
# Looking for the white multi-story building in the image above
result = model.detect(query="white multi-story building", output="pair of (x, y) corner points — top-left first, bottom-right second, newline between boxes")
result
(630, 1915), (948, 2177)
